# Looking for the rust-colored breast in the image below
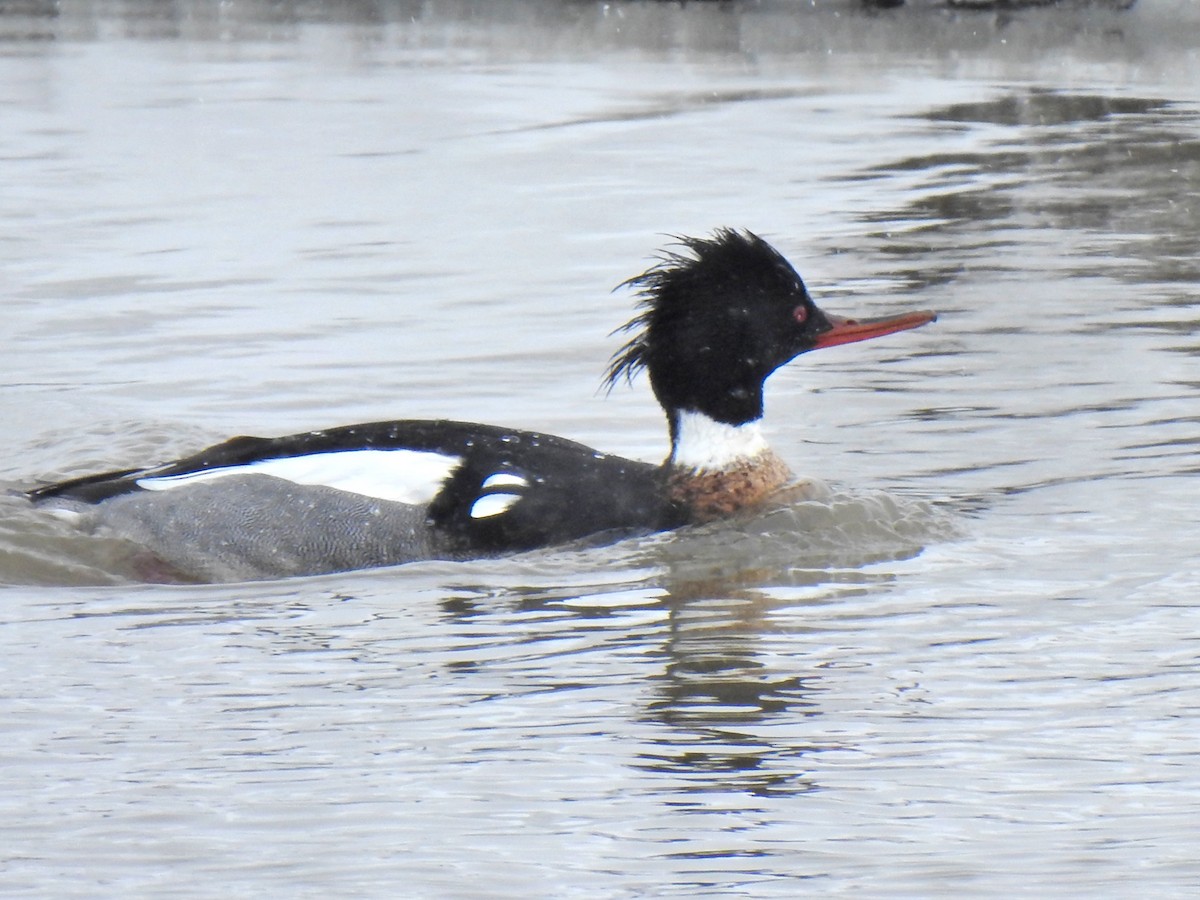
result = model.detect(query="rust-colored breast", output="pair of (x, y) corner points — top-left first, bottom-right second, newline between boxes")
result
(666, 450), (794, 524)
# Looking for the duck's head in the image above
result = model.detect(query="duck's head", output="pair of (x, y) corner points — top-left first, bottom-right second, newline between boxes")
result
(606, 228), (936, 447)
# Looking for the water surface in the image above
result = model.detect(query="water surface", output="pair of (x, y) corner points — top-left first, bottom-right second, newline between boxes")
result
(3, 1), (1200, 896)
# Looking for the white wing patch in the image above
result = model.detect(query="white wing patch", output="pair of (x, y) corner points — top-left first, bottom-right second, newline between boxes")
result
(469, 471), (530, 519)
(481, 472), (528, 491)
(136, 449), (462, 506)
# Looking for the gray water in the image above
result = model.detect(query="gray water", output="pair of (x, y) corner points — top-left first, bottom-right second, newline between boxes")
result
(3, 1), (1200, 896)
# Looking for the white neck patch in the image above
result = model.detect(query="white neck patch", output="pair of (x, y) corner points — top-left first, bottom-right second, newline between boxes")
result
(670, 410), (769, 472)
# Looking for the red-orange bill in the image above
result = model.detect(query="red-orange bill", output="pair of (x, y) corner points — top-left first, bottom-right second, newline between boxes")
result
(812, 310), (937, 350)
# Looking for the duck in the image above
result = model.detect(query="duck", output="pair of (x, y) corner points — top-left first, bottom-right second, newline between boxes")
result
(28, 228), (936, 581)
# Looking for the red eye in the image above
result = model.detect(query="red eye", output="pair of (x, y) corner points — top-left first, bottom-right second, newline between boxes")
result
(793, 305), (808, 324)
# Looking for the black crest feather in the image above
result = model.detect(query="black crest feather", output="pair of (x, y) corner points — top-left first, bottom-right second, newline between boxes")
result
(603, 228), (801, 393)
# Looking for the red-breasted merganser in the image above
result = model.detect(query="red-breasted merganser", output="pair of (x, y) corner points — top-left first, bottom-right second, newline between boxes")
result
(29, 229), (935, 581)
